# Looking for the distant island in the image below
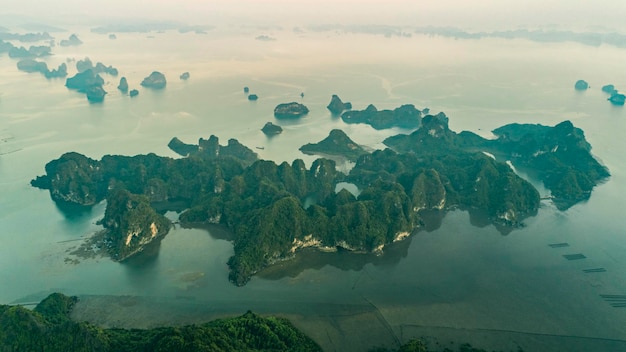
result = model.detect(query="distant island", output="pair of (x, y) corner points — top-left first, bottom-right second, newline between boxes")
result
(32, 107), (608, 285)
(327, 94), (352, 115)
(76, 57), (118, 76)
(261, 122), (283, 135)
(274, 102), (309, 119)
(65, 69), (107, 102)
(341, 103), (422, 130)
(574, 80), (589, 90)
(59, 34), (82, 47)
(141, 71), (167, 89)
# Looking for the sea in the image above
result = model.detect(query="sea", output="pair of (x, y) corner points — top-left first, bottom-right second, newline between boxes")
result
(1, 26), (626, 351)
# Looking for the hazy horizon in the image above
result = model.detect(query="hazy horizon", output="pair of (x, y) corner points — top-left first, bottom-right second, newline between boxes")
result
(2, 0), (626, 32)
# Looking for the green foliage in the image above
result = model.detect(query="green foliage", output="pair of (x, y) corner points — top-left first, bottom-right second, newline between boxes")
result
(102, 188), (172, 261)
(0, 294), (321, 352)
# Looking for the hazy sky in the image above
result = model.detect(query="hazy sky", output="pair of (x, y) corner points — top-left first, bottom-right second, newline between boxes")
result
(3, 0), (626, 31)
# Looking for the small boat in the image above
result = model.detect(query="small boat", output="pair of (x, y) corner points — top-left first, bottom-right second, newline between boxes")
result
(256, 146), (265, 150)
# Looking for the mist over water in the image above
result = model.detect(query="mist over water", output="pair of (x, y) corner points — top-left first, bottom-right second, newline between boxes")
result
(1, 7), (626, 350)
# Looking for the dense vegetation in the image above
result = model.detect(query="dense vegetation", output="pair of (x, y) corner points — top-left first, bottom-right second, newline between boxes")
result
(0, 293), (321, 352)
(31, 112), (607, 284)
(384, 114), (609, 210)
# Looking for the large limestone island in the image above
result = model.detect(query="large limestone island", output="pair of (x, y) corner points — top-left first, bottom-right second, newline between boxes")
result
(299, 129), (367, 161)
(32, 113), (608, 286)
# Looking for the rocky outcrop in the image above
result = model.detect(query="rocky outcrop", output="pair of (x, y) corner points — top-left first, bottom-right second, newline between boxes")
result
(180, 72), (190, 80)
(140, 71), (167, 89)
(243, 86), (249, 93)
(129, 89), (139, 97)
(274, 102), (309, 119)
(608, 93), (625, 105)
(18, 60), (67, 78)
(574, 79), (589, 90)
(326, 94), (352, 115)
(261, 122), (283, 135)
(299, 129), (367, 161)
(167, 137), (198, 156)
(59, 34), (82, 47)
(341, 104), (422, 130)
(248, 94), (258, 101)
(76, 58), (118, 76)
(17, 59), (47, 73)
(101, 188), (171, 261)
(85, 86), (106, 103)
(65, 69), (104, 91)
(602, 84), (616, 95)
(117, 77), (128, 92)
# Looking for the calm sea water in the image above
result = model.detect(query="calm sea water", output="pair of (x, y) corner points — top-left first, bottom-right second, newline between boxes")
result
(1, 27), (626, 349)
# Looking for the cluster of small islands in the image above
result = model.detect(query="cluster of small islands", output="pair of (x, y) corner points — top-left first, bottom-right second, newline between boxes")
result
(1, 32), (190, 102)
(575, 79), (626, 105)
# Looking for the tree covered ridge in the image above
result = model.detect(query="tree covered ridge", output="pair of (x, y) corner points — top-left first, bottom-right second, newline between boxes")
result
(0, 293), (322, 352)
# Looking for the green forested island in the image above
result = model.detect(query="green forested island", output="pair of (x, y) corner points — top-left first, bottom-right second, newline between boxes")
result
(0, 293), (497, 352)
(0, 293), (322, 352)
(31, 112), (608, 285)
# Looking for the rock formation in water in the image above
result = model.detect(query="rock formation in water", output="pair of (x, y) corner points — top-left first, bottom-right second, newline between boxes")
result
(18, 60), (65, 79)
(8, 45), (50, 58)
(76, 58), (118, 76)
(108, 34), (117, 39)
(299, 129), (367, 161)
(326, 94), (352, 115)
(65, 69), (105, 91)
(243, 86), (249, 93)
(117, 77), (128, 92)
(261, 122), (283, 135)
(16, 59), (48, 73)
(101, 188), (171, 261)
(608, 92), (625, 105)
(248, 94), (258, 101)
(341, 103), (422, 130)
(574, 79), (589, 90)
(274, 102), (309, 119)
(44, 63), (67, 79)
(59, 34), (82, 47)
(85, 86), (106, 103)
(141, 71), (167, 89)
(180, 72), (190, 80)
(129, 89), (139, 97)
(602, 84), (616, 95)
